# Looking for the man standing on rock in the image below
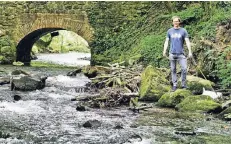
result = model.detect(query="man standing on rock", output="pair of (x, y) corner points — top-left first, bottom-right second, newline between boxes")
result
(163, 16), (193, 92)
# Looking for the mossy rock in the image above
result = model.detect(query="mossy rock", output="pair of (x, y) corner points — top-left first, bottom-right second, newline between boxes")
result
(139, 65), (171, 102)
(217, 106), (231, 121)
(11, 70), (29, 75)
(157, 89), (192, 107)
(82, 66), (98, 78)
(176, 95), (221, 113)
(12, 61), (24, 66)
(180, 75), (215, 95)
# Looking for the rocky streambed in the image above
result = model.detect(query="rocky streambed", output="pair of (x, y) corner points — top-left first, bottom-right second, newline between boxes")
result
(0, 65), (231, 144)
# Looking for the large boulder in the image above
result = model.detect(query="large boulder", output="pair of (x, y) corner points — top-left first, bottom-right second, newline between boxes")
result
(176, 95), (222, 113)
(139, 65), (171, 101)
(11, 75), (47, 91)
(180, 75), (215, 95)
(82, 65), (111, 78)
(157, 89), (192, 107)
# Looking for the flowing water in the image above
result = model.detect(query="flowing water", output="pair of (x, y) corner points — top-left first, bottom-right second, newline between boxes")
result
(0, 53), (230, 144)
(33, 52), (91, 66)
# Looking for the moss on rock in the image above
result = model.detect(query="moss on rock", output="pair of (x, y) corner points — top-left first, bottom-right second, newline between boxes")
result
(157, 89), (192, 107)
(82, 66), (98, 78)
(183, 75), (215, 95)
(139, 65), (171, 102)
(12, 61), (24, 66)
(176, 95), (221, 113)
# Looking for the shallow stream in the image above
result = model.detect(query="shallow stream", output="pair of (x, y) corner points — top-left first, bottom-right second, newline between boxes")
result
(0, 53), (230, 144)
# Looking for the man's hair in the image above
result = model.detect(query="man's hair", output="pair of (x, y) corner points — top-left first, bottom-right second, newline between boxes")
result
(172, 16), (181, 22)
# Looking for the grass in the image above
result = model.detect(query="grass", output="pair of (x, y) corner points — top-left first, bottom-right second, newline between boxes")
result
(30, 61), (79, 69)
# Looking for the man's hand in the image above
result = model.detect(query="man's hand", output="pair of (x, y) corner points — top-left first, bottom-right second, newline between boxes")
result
(188, 52), (193, 58)
(163, 51), (167, 58)
(163, 38), (169, 58)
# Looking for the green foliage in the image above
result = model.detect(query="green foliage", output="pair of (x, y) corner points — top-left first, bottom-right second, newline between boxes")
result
(215, 47), (231, 88)
(32, 33), (52, 53)
(89, 2), (231, 75)
(0, 36), (15, 63)
(103, 2), (231, 89)
(139, 34), (168, 67)
(32, 30), (90, 54)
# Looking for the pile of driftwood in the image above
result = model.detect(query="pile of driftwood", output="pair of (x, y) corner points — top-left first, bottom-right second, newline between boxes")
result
(76, 62), (143, 108)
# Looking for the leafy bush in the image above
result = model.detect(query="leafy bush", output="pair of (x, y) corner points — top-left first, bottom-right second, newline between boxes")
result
(139, 34), (168, 67)
(215, 46), (231, 88)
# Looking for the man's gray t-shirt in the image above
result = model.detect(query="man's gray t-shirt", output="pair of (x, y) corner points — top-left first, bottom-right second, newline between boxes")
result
(166, 27), (188, 54)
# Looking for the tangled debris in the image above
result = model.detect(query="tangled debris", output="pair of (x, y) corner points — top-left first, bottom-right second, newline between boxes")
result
(75, 62), (143, 108)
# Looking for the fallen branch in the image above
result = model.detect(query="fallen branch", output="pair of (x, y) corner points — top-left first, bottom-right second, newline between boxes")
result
(76, 93), (101, 101)
(129, 105), (153, 112)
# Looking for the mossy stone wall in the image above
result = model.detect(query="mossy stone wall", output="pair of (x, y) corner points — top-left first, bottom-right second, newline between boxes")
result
(0, 1), (154, 64)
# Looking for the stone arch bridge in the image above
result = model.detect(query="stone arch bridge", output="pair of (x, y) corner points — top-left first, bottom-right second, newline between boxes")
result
(13, 12), (93, 64)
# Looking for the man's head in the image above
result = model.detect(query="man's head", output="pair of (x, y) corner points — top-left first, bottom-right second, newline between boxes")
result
(172, 16), (181, 28)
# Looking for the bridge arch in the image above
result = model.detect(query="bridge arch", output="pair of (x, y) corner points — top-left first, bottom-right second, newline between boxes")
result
(14, 13), (93, 64)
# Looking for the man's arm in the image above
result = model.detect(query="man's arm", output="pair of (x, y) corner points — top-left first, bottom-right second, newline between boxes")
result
(185, 38), (192, 58)
(163, 38), (169, 57)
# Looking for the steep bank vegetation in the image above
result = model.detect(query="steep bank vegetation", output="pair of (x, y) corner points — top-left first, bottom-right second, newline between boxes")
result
(87, 2), (231, 88)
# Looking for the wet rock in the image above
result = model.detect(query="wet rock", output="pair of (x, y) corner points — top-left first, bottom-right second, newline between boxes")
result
(67, 68), (82, 76)
(78, 56), (91, 61)
(158, 89), (192, 107)
(176, 95), (222, 113)
(113, 124), (124, 129)
(13, 95), (21, 101)
(82, 66), (98, 78)
(36, 98), (48, 101)
(126, 134), (142, 143)
(0, 76), (10, 85)
(130, 124), (138, 128)
(175, 131), (196, 136)
(11, 69), (30, 76)
(71, 98), (77, 101)
(174, 126), (196, 136)
(76, 105), (86, 111)
(11, 75), (47, 91)
(40, 76), (47, 83)
(139, 65), (171, 102)
(0, 131), (10, 139)
(83, 120), (101, 128)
